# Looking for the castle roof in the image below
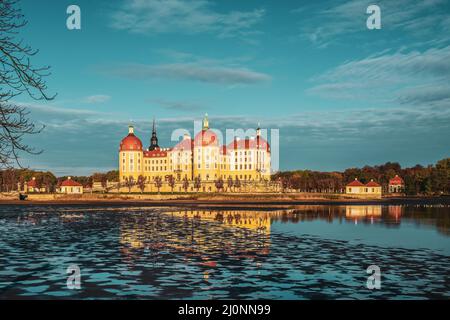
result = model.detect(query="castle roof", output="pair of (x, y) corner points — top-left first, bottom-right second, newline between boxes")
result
(172, 137), (193, 151)
(120, 133), (143, 151)
(227, 136), (270, 152)
(144, 149), (168, 158)
(194, 129), (218, 147)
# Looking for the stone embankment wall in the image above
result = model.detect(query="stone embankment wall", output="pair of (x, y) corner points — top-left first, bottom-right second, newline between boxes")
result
(1, 192), (382, 201)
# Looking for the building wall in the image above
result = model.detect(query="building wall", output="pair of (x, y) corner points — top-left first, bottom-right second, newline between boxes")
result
(119, 138), (271, 184)
(389, 184), (404, 193)
(59, 186), (83, 194)
(345, 186), (382, 198)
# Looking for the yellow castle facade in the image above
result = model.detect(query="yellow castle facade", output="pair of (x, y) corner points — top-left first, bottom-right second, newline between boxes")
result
(118, 115), (272, 192)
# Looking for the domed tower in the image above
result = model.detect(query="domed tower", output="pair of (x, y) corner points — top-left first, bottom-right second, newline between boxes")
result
(119, 125), (144, 183)
(193, 114), (220, 182)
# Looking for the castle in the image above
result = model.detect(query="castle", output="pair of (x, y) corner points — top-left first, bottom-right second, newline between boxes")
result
(119, 114), (272, 192)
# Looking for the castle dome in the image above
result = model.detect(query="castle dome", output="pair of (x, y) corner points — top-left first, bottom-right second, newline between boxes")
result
(194, 129), (218, 147)
(120, 125), (143, 151)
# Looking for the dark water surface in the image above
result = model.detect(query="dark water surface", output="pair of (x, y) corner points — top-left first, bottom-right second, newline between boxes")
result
(0, 204), (449, 299)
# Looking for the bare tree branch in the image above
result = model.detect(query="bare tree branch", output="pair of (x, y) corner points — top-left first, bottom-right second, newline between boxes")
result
(0, 0), (54, 169)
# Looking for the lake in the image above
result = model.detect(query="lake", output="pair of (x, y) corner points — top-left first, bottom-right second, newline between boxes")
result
(0, 204), (449, 299)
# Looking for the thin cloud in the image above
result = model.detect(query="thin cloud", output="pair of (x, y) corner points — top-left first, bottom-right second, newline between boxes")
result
(307, 46), (450, 106)
(84, 94), (111, 104)
(104, 63), (272, 85)
(110, 0), (265, 40)
(293, 0), (450, 47)
(149, 99), (205, 112)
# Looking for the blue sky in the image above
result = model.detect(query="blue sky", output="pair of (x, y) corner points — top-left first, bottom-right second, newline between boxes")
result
(13, 0), (450, 175)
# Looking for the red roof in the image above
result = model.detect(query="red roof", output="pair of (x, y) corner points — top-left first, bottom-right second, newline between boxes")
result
(347, 179), (364, 187)
(366, 180), (381, 187)
(172, 138), (193, 151)
(227, 136), (270, 152)
(60, 178), (82, 187)
(27, 178), (38, 188)
(144, 148), (168, 158)
(389, 175), (404, 185)
(120, 133), (143, 151)
(194, 129), (218, 147)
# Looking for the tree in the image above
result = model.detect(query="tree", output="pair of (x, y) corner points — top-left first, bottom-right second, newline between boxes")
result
(215, 177), (224, 192)
(105, 170), (119, 182)
(227, 176), (233, 192)
(234, 176), (241, 192)
(194, 176), (202, 192)
(154, 176), (163, 193)
(0, 0), (55, 168)
(137, 175), (146, 193)
(182, 176), (189, 193)
(124, 176), (134, 193)
(168, 175), (175, 193)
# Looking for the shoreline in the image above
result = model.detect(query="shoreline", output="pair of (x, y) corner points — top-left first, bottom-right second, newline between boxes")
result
(0, 196), (448, 208)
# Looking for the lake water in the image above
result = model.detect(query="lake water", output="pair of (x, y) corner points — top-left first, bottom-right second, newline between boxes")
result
(0, 204), (449, 299)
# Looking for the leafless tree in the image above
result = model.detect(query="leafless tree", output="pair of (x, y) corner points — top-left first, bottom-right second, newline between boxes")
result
(1, 0), (55, 168)
(167, 175), (175, 193)
(137, 175), (146, 193)
(154, 176), (163, 193)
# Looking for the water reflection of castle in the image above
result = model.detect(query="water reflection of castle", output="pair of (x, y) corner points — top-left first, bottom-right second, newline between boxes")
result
(119, 210), (283, 263)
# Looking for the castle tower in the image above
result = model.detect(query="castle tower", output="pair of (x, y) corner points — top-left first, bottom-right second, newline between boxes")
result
(149, 117), (159, 151)
(202, 113), (209, 131)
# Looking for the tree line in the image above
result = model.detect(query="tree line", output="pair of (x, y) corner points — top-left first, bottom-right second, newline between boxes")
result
(0, 169), (119, 192)
(1, 158), (448, 195)
(272, 158), (449, 195)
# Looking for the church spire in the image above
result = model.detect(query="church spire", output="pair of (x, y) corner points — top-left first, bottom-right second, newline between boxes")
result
(149, 117), (159, 151)
(202, 113), (209, 131)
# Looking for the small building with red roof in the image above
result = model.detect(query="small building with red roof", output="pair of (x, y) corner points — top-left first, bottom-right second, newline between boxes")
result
(389, 175), (405, 193)
(22, 177), (48, 193)
(345, 178), (382, 198)
(26, 177), (39, 193)
(57, 177), (83, 194)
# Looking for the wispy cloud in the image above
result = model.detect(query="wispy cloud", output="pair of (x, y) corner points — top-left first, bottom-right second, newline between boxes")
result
(110, 0), (265, 40)
(103, 62), (272, 86)
(307, 45), (450, 107)
(83, 94), (111, 104)
(149, 98), (205, 112)
(293, 0), (450, 47)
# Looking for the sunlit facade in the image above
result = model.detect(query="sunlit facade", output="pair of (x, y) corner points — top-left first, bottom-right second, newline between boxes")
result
(119, 115), (271, 186)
